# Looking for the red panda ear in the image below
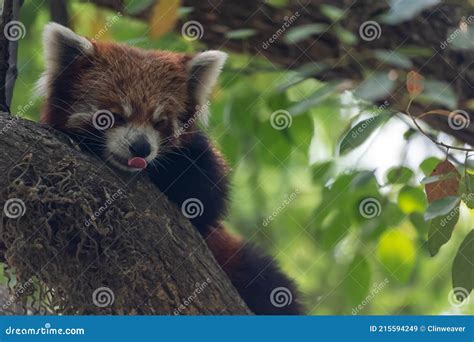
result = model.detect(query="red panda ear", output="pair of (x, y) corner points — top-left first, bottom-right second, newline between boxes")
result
(36, 23), (94, 97)
(186, 50), (227, 123)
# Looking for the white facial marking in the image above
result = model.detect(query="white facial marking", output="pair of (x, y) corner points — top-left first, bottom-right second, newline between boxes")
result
(122, 101), (133, 118)
(105, 123), (159, 172)
(66, 112), (93, 128)
(152, 104), (165, 121)
(65, 104), (99, 129)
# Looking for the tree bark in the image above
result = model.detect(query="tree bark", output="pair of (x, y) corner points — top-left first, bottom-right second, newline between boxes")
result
(0, 0), (14, 112)
(0, 0), (22, 111)
(0, 112), (251, 315)
(49, 0), (70, 27)
(88, 0), (474, 145)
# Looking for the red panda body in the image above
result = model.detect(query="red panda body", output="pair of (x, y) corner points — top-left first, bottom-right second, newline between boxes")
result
(38, 23), (302, 315)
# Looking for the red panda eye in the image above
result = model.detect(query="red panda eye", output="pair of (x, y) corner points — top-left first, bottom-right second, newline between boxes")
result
(112, 113), (126, 126)
(153, 116), (167, 129)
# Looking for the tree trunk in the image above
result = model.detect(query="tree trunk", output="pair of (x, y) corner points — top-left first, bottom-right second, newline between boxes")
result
(89, 0), (474, 145)
(0, 112), (251, 315)
(49, 0), (70, 27)
(0, 0), (14, 112)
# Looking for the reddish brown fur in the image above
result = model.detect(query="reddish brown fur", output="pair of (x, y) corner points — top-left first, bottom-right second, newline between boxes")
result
(204, 226), (243, 274)
(40, 30), (303, 314)
(41, 41), (196, 149)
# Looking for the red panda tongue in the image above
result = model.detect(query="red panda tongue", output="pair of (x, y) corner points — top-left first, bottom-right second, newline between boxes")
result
(127, 157), (147, 169)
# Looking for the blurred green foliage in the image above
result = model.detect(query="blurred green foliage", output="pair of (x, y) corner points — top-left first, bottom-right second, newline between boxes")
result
(7, 0), (473, 315)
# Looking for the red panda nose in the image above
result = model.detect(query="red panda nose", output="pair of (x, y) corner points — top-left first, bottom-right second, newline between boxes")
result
(129, 136), (151, 158)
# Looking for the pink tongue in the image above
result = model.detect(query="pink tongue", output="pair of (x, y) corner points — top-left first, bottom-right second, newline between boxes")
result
(128, 157), (147, 169)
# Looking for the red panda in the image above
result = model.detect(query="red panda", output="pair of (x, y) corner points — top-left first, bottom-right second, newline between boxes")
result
(37, 23), (303, 315)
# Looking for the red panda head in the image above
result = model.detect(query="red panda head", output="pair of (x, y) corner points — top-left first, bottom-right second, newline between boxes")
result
(37, 23), (226, 172)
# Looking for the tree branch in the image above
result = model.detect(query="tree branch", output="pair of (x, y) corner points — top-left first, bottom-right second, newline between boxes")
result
(0, 0), (22, 112)
(4, 0), (22, 108)
(0, 112), (251, 315)
(0, 0), (14, 112)
(49, 0), (69, 27)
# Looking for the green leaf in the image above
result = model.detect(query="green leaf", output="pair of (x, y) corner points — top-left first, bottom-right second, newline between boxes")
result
(320, 4), (345, 21)
(225, 29), (257, 40)
(320, 210), (351, 250)
(314, 174), (355, 228)
(367, 203), (405, 240)
(275, 63), (329, 93)
(403, 128), (417, 140)
(266, 91), (293, 113)
(410, 212), (429, 236)
(258, 112), (312, 166)
(424, 196), (460, 220)
(287, 82), (339, 116)
(126, 0), (155, 14)
(284, 24), (328, 44)
(428, 206), (460, 256)
(386, 166), (414, 184)
(355, 72), (396, 102)
(374, 50), (413, 69)
(352, 171), (376, 188)
(339, 113), (389, 155)
(0, 263), (7, 285)
(295, 63), (330, 77)
(381, 0), (441, 25)
(397, 186), (427, 214)
(460, 173), (474, 209)
(334, 26), (358, 45)
(177, 7), (194, 17)
(398, 46), (434, 58)
(311, 161), (334, 184)
(452, 230), (474, 302)
(266, 0), (289, 8)
(344, 254), (371, 306)
(418, 79), (458, 110)
(377, 229), (416, 283)
(420, 157), (442, 176)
